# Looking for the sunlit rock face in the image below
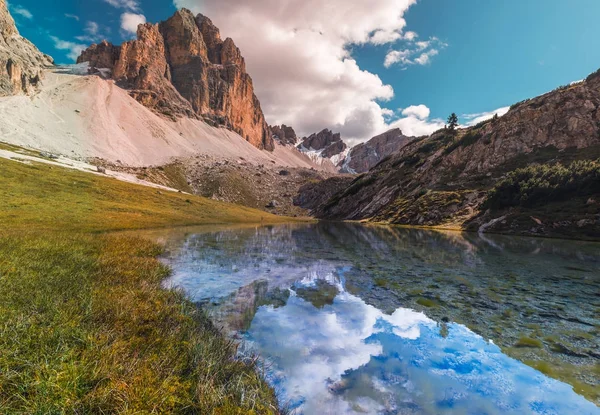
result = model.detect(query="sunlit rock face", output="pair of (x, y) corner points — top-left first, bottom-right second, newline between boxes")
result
(77, 9), (273, 151)
(0, 0), (53, 96)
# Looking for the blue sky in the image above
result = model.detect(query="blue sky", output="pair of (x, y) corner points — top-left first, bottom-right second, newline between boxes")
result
(8, 0), (600, 142)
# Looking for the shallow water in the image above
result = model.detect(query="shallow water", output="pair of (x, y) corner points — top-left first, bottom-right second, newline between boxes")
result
(152, 223), (600, 414)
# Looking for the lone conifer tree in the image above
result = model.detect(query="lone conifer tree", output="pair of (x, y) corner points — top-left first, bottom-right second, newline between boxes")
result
(447, 113), (458, 132)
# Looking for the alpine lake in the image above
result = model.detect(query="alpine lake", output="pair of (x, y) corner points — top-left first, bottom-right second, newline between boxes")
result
(139, 222), (600, 414)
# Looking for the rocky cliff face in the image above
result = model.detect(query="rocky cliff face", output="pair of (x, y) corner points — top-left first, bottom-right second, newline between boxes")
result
(77, 9), (273, 151)
(298, 128), (347, 162)
(341, 128), (413, 173)
(0, 0), (53, 96)
(300, 70), (600, 239)
(269, 124), (297, 146)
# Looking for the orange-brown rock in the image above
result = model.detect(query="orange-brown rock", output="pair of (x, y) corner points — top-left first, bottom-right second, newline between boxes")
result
(77, 9), (273, 150)
(0, 0), (53, 96)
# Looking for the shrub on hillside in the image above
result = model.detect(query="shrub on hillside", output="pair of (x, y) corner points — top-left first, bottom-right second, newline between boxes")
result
(483, 159), (600, 210)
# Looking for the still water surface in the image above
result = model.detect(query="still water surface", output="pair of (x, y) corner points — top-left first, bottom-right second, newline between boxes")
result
(150, 223), (600, 414)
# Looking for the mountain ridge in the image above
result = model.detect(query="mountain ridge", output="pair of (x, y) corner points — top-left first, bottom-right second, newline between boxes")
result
(298, 69), (600, 239)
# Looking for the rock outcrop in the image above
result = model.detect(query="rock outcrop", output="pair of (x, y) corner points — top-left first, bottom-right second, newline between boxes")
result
(0, 0), (53, 96)
(341, 128), (413, 173)
(298, 128), (347, 161)
(77, 9), (273, 151)
(301, 69), (600, 239)
(269, 124), (297, 146)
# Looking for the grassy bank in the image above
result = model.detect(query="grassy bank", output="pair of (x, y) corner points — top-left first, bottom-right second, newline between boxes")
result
(0, 157), (290, 413)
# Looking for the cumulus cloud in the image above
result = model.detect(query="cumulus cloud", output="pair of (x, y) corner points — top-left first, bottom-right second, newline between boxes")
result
(375, 104), (445, 137)
(389, 113), (445, 137)
(120, 12), (146, 34)
(384, 36), (446, 68)
(49, 36), (87, 61)
(173, 0), (425, 142)
(463, 106), (510, 127)
(401, 104), (430, 120)
(10, 5), (33, 20)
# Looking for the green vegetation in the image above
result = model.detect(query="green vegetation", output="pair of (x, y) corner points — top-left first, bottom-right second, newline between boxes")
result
(484, 159), (600, 210)
(447, 112), (458, 132)
(416, 297), (439, 308)
(514, 336), (544, 348)
(0, 158), (283, 233)
(0, 157), (292, 413)
(136, 162), (194, 193)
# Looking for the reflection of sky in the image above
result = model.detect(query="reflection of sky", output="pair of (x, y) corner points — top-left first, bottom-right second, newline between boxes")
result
(244, 276), (600, 415)
(159, 226), (600, 414)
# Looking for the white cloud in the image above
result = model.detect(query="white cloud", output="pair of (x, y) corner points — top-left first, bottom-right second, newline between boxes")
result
(11, 5), (33, 20)
(75, 21), (108, 43)
(49, 36), (87, 61)
(102, 0), (140, 11)
(120, 12), (146, 35)
(414, 48), (439, 65)
(403, 31), (418, 41)
(65, 14), (80, 21)
(385, 36), (446, 68)
(389, 114), (445, 137)
(85, 21), (100, 36)
(401, 104), (430, 119)
(463, 106), (510, 127)
(384, 49), (412, 68)
(173, 0), (422, 143)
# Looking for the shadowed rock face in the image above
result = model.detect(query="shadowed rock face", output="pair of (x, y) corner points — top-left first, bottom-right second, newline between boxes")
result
(299, 129), (347, 159)
(0, 0), (53, 96)
(269, 124), (298, 146)
(342, 128), (413, 173)
(77, 9), (273, 151)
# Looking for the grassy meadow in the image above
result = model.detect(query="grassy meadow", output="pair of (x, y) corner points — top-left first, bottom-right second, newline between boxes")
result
(0, 157), (292, 414)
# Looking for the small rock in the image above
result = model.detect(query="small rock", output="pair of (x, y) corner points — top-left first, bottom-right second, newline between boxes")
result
(96, 165), (106, 174)
(39, 151), (59, 159)
(577, 219), (594, 227)
(265, 200), (278, 208)
(279, 170), (290, 176)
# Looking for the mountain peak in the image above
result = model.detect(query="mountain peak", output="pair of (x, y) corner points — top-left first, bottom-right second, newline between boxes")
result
(0, 0), (53, 96)
(77, 9), (272, 150)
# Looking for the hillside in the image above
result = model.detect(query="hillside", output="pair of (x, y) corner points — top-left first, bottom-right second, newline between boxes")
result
(299, 70), (600, 239)
(0, 67), (318, 168)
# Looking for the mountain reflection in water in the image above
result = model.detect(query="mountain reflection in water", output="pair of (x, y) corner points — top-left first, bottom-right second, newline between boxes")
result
(149, 223), (600, 414)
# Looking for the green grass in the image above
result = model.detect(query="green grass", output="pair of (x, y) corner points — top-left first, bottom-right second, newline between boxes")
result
(514, 336), (544, 348)
(0, 158), (289, 232)
(0, 157), (295, 413)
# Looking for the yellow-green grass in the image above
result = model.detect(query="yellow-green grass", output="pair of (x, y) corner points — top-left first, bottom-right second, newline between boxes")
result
(0, 157), (292, 233)
(0, 157), (294, 413)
